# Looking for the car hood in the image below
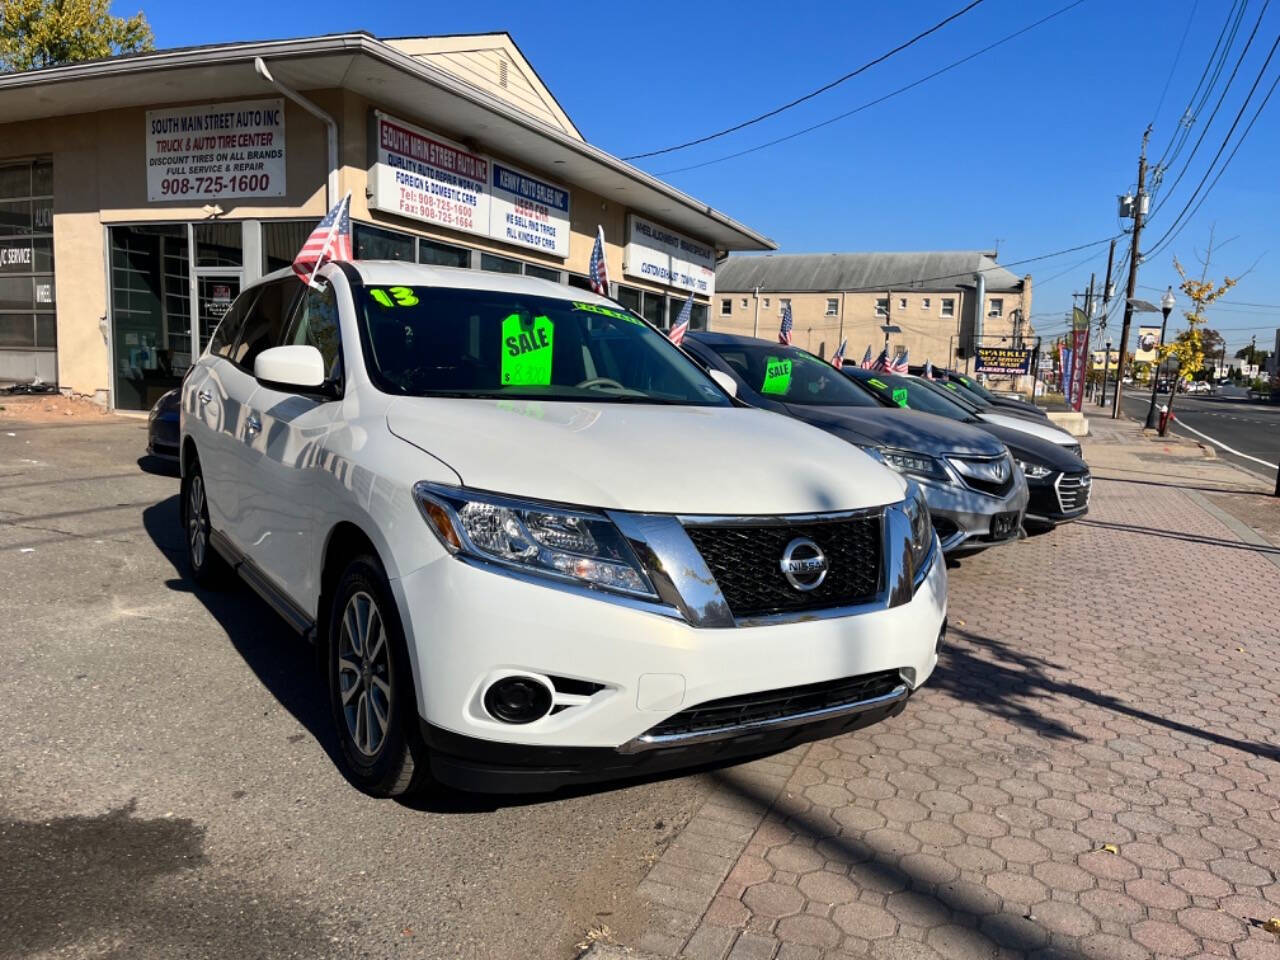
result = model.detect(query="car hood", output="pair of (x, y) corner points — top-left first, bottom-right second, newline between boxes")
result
(979, 412), (1076, 447)
(983, 397), (1050, 420)
(781, 405), (1009, 458)
(386, 398), (906, 515)
(978, 422), (1087, 471)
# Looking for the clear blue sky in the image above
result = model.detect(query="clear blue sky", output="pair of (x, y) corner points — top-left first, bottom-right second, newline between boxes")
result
(136, 0), (1279, 355)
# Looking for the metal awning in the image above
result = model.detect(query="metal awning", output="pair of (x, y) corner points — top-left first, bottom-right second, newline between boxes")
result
(0, 33), (774, 252)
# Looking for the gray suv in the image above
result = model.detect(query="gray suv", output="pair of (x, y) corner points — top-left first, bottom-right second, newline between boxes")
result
(685, 333), (1029, 553)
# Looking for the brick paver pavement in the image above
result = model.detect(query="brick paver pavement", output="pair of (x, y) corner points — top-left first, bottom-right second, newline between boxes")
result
(625, 416), (1280, 960)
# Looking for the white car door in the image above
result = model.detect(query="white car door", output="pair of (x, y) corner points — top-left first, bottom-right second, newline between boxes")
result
(237, 277), (344, 609)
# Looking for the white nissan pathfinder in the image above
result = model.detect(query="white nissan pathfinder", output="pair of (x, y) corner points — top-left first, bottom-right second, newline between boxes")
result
(180, 261), (947, 795)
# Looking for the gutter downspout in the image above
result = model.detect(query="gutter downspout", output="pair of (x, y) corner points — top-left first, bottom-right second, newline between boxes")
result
(752, 287), (761, 338)
(254, 56), (338, 207)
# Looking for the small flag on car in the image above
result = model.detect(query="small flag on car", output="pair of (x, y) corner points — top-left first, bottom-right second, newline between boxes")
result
(778, 302), (793, 345)
(292, 192), (352, 287)
(830, 338), (847, 370)
(669, 291), (694, 345)
(890, 347), (909, 374)
(871, 347), (889, 372)
(588, 225), (610, 295)
(925, 359), (935, 380)
(860, 345), (875, 369)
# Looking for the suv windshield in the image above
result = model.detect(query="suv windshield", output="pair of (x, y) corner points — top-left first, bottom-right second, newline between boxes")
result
(848, 371), (978, 422)
(355, 286), (728, 405)
(707, 343), (878, 407)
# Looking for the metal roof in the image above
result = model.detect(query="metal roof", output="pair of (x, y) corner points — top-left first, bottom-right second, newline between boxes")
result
(715, 252), (1026, 293)
(0, 34), (774, 253)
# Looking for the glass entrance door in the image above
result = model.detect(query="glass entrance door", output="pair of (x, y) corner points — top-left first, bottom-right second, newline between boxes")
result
(197, 274), (241, 358)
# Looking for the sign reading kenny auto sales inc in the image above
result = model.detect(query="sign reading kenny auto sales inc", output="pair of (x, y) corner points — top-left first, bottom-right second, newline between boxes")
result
(367, 112), (571, 258)
(623, 215), (715, 296)
(146, 98), (286, 202)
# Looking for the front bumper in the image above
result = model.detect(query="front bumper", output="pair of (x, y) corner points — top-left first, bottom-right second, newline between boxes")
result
(146, 418), (180, 461)
(1025, 471), (1091, 525)
(390, 531), (947, 792)
(917, 475), (1029, 554)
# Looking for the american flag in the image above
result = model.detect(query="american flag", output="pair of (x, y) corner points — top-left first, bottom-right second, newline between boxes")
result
(669, 291), (693, 345)
(859, 345), (875, 369)
(778, 302), (793, 345)
(292, 192), (352, 287)
(890, 348), (909, 374)
(830, 338), (847, 370)
(924, 359), (935, 380)
(871, 347), (889, 372)
(588, 225), (609, 295)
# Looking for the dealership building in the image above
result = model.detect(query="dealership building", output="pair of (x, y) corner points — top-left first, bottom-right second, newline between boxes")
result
(0, 32), (773, 409)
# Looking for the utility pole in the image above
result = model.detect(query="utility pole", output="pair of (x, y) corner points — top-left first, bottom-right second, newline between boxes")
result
(1111, 127), (1151, 419)
(1084, 274), (1096, 401)
(1097, 239), (1117, 406)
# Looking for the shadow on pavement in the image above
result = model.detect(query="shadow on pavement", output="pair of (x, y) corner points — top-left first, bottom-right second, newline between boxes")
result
(1075, 518), (1280, 555)
(939, 627), (1280, 763)
(1092, 473), (1271, 496)
(139, 495), (765, 815)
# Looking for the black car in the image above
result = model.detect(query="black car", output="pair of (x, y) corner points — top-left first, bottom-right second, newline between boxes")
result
(909, 366), (1050, 421)
(146, 388), (180, 462)
(843, 367), (1090, 529)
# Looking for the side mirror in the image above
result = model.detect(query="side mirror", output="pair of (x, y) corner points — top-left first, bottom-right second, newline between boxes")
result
(707, 368), (738, 398)
(254, 344), (326, 391)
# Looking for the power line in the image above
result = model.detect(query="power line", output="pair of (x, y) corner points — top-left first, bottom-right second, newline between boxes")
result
(1150, 0), (1201, 126)
(1149, 0), (1270, 216)
(654, 0), (1088, 176)
(1145, 33), (1280, 260)
(621, 0), (988, 161)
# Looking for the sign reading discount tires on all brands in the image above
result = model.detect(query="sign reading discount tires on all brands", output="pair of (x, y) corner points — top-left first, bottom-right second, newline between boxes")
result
(623, 214), (716, 297)
(146, 99), (286, 202)
(366, 112), (572, 258)
(974, 346), (1033, 375)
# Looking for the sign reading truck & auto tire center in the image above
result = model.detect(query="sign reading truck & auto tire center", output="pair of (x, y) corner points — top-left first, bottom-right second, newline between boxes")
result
(146, 99), (286, 202)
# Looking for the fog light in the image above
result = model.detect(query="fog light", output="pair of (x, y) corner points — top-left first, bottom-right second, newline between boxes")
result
(483, 675), (554, 724)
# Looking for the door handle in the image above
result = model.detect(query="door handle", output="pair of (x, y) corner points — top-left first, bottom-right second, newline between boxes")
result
(245, 414), (262, 437)
(197, 389), (212, 405)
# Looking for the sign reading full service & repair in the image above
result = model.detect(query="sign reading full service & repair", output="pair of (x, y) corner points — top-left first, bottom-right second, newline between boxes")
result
(146, 99), (286, 202)
(367, 112), (571, 258)
(623, 214), (715, 297)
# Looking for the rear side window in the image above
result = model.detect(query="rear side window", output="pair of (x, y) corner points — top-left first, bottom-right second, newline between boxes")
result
(207, 288), (258, 359)
(230, 279), (303, 371)
(283, 282), (342, 380)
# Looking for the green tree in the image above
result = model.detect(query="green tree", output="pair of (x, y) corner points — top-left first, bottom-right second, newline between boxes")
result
(1163, 231), (1242, 422)
(1, 0), (153, 72)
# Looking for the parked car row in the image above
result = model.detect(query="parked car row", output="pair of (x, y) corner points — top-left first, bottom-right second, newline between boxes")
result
(159, 261), (1081, 798)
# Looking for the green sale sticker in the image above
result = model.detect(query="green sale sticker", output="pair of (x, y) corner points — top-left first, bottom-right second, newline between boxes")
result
(501, 314), (555, 386)
(892, 388), (909, 407)
(761, 357), (792, 395)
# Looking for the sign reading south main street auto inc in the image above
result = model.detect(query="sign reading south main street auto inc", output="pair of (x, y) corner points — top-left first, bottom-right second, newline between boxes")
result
(146, 99), (286, 202)
(623, 215), (715, 296)
(367, 112), (571, 257)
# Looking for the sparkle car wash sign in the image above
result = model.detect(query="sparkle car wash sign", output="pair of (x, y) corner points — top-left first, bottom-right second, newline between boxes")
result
(623, 214), (715, 297)
(973, 345), (1032, 375)
(146, 98), (286, 202)
(367, 112), (571, 258)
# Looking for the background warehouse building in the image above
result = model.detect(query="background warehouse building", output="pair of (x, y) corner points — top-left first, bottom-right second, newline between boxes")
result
(713, 252), (1034, 368)
(0, 31), (773, 409)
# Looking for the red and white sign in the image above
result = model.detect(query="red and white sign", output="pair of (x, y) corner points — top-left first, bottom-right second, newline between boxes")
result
(368, 111), (490, 239)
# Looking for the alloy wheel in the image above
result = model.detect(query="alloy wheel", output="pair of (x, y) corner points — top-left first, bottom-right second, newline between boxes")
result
(337, 591), (392, 758)
(187, 474), (208, 569)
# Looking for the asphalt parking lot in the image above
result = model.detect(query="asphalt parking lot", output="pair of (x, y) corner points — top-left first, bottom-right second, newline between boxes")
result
(0, 415), (709, 960)
(4, 411), (1280, 960)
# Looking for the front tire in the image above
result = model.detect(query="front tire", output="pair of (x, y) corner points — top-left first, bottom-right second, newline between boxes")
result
(326, 555), (423, 797)
(181, 456), (226, 585)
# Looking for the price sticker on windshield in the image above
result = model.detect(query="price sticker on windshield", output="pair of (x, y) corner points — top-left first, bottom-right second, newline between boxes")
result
(761, 357), (792, 395)
(501, 314), (555, 386)
(868, 378), (888, 390)
(892, 388), (909, 407)
(367, 286), (419, 308)
(572, 301), (642, 324)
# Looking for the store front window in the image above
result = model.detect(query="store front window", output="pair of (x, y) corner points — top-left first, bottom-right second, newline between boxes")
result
(263, 220), (320, 274)
(109, 224), (190, 410)
(355, 223), (414, 261)
(418, 238), (470, 268)
(0, 159), (56, 381)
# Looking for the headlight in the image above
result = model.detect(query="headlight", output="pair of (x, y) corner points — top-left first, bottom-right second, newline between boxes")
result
(873, 447), (951, 483)
(1016, 459), (1053, 480)
(413, 483), (657, 599)
(904, 483), (933, 573)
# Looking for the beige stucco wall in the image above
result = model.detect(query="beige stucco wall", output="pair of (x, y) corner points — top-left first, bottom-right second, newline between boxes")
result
(713, 279), (1033, 367)
(0, 87), (712, 401)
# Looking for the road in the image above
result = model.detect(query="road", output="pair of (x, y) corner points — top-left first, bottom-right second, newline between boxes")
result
(1117, 387), (1280, 481)
(0, 415), (710, 960)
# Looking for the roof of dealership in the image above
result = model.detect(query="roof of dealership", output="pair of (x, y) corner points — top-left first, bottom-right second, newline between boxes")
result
(716, 252), (1027, 293)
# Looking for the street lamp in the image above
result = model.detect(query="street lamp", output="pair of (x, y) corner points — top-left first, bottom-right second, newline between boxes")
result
(1143, 286), (1176, 430)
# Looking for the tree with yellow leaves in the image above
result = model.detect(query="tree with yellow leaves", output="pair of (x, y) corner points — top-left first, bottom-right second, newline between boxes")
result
(1, 0), (153, 73)
(1160, 229), (1243, 432)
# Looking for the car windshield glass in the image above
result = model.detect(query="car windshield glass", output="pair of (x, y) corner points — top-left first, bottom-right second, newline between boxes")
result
(918, 377), (984, 414)
(354, 286), (729, 405)
(708, 343), (878, 406)
(951, 373), (996, 402)
(854, 372), (974, 422)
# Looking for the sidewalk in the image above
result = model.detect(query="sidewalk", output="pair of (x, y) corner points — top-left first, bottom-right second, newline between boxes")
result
(610, 416), (1280, 960)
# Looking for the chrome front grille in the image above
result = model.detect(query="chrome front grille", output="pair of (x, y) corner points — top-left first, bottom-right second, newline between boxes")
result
(1056, 472), (1091, 513)
(947, 454), (1015, 497)
(681, 513), (882, 619)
